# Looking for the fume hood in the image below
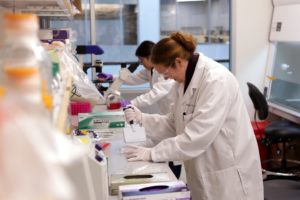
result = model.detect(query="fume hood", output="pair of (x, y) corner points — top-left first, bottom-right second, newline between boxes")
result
(265, 0), (300, 123)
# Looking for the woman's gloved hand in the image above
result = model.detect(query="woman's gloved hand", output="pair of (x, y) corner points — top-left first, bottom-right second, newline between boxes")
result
(119, 68), (131, 81)
(123, 105), (142, 125)
(121, 145), (152, 161)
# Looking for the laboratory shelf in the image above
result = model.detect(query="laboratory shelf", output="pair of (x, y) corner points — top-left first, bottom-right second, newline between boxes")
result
(0, 0), (80, 18)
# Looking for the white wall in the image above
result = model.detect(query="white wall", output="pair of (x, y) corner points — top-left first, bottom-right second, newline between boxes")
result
(231, 0), (273, 119)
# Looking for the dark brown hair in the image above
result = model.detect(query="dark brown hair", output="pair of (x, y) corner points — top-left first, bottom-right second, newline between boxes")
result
(151, 32), (197, 67)
(135, 40), (155, 57)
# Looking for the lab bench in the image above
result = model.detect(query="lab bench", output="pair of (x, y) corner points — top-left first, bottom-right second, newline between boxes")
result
(72, 105), (178, 199)
(106, 128), (178, 199)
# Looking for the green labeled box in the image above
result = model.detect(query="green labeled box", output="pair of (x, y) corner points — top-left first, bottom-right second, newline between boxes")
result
(78, 111), (125, 129)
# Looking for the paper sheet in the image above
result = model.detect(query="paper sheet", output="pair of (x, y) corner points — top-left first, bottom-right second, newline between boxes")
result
(123, 124), (146, 143)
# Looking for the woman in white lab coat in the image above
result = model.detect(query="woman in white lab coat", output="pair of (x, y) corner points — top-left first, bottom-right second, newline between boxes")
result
(122, 32), (264, 200)
(119, 40), (175, 115)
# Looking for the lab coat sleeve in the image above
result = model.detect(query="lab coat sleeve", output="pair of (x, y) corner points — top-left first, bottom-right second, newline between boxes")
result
(121, 69), (150, 85)
(151, 77), (234, 162)
(142, 106), (177, 142)
(131, 79), (175, 107)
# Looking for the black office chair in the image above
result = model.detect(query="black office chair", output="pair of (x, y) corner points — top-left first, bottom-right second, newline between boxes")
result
(247, 82), (300, 174)
(247, 82), (300, 200)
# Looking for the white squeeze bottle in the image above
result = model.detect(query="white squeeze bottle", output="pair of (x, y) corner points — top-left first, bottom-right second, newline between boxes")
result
(1, 13), (53, 112)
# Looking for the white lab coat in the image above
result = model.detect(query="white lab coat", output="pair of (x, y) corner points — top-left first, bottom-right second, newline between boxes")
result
(141, 54), (264, 200)
(122, 68), (175, 115)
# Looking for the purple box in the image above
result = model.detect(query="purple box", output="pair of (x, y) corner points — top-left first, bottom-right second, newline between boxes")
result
(53, 30), (69, 39)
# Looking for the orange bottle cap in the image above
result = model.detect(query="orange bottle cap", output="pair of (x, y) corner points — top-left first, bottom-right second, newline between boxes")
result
(4, 13), (39, 31)
(4, 13), (38, 22)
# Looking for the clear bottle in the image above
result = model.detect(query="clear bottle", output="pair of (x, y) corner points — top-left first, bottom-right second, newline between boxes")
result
(0, 13), (53, 112)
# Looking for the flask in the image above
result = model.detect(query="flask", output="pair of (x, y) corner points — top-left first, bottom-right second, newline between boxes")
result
(106, 90), (121, 110)
(0, 13), (53, 111)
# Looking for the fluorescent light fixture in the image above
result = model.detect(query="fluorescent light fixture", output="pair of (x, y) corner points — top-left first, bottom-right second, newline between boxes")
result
(177, 0), (206, 2)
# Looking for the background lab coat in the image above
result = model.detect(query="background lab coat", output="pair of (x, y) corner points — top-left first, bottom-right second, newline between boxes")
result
(122, 68), (175, 114)
(141, 54), (264, 200)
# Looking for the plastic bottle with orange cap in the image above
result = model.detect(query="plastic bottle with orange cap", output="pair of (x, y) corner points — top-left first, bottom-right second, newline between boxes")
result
(0, 13), (53, 113)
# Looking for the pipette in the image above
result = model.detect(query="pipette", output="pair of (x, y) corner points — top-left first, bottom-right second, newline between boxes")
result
(123, 106), (135, 132)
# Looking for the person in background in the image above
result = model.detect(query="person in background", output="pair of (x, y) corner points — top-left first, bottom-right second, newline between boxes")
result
(119, 40), (175, 115)
(120, 40), (181, 179)
(122, 32), (264, 200)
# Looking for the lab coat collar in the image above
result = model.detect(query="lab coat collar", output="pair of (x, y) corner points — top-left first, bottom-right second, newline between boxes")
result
(180, 53), (206, 104)
(184, 53), (199, 94)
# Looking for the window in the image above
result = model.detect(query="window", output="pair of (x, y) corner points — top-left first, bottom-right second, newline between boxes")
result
(161, 0), (229, 44)
(94, 0), (147, 90)
(48, 0), (230, 89)
(95, 0), (139, 63)
(160, 0), (230, 68)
